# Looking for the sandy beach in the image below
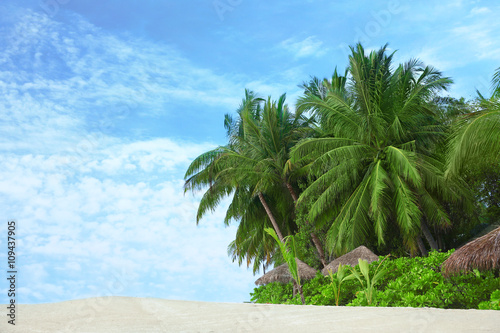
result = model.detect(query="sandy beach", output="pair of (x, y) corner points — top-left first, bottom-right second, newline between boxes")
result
(1, 296), (499, 332)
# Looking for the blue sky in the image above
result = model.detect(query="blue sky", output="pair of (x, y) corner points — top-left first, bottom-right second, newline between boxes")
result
(0, 0), (499, 304)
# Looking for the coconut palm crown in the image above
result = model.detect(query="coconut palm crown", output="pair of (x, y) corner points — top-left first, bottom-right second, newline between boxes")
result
(292, 43), (468, 254)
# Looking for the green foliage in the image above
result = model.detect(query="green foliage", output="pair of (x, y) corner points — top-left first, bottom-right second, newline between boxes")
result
(347, 257), (389, 306)
(265, 227), (306, 304)
(286, 273), (360, 306)
(306, 274), (360, 306)
(349, 251), (499, 308)
(250, 282), (292, 304)
(186, 45), (499, 285)
(292, 43), (470, 255)
(250, 251), (500, 309)
(300, 274), (333, 305)
(186, 90), (310, 272)
(293, 206), (328, 269)
(479, 290), (500, 310)
(466, 162), (500, 225)
(327, 263), (355, 305)
(265, 228), (301, 286)
(446, 96), (500, 177)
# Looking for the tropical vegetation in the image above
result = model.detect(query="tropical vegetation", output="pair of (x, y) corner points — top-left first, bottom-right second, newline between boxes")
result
(184, 42), (500, 309)
(292, 44), (471, 256)
(251, 251), (500, 309)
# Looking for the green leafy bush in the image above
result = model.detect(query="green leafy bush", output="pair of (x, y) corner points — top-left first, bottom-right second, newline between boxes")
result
(250, 282), (292, 304)
(388, 252), (492, 307)
(250, 250), (500, 309)
(303, 273), (360, 306)
(479, 290), (500, 310)
(349, 250), (499, 309)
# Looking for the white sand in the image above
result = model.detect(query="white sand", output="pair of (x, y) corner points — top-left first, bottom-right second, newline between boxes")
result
(1, 296), (499, 332)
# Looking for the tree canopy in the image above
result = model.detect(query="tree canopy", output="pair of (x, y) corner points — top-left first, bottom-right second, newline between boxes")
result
(184, 43), (499, 273)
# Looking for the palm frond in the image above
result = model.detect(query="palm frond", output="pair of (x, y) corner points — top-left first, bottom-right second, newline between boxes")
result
(447, 106), (500, 175)
(385, 145), (421, 186)
(369, 161), (392, 242)
(391, 174), (421, 239)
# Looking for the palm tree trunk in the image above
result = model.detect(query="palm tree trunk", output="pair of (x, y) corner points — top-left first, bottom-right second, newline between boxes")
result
(421, 218), (438, 251)
(416, 235), (428, 257)
(298, 283), (305, 305)
(258, 192), (285, 241)
(260, 189), (305, 303)
(285, 182), (299, 202)
(310, 233), (327, 267)
(293, 280), (305, 305)
(285, 182), (327, 267)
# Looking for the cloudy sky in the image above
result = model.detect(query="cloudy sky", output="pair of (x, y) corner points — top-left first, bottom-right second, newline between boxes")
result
(0, 0), (499, 304)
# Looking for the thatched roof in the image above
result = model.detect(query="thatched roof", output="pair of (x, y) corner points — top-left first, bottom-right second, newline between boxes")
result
(442, 226), (500, 277)
(321, 245), (379, 275)
(255, 259), (317, 285)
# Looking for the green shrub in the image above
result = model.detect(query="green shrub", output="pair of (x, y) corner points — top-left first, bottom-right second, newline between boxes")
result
(479, 290), (500, 310)
(250, 282), (292, 304)
(250, 273), (358, 306)
(348, 251), (499, 309)
(249, 250), (500, 309)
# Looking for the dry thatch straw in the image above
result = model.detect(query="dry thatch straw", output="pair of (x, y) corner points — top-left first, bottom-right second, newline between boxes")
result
(442, 226), (500, 277)
(254, 259), (317, 285)
(321, 245), (379, 275)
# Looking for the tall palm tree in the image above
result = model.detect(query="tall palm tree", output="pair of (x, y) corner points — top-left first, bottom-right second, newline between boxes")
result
(184, 91), (308, 271)
(236, 94), (327, 265)
(292, 43), (468, 255)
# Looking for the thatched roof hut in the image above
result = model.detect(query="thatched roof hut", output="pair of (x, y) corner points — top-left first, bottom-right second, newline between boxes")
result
(321, 245), (379, 275)
(442, 226), (500, 277)
(255, 259), (317, 285)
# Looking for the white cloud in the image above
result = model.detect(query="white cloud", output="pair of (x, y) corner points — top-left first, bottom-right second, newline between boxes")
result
(411, 46), (456, 71)
(451, 21), (500, 61)
(0, 139), (257, 304)
(391, 4), (499, 99)
(279, 36), (327, 58)
(469, 6), (491, 15)
(0, 8), (306, 157)
(0, 6), (297, 305)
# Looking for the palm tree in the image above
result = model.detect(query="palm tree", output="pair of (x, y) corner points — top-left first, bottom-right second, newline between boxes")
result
(184, 91), (308, 271)
(292, 43), (468, 255)
(446, 67), (500, 176)
(235, 94), (327, 265)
